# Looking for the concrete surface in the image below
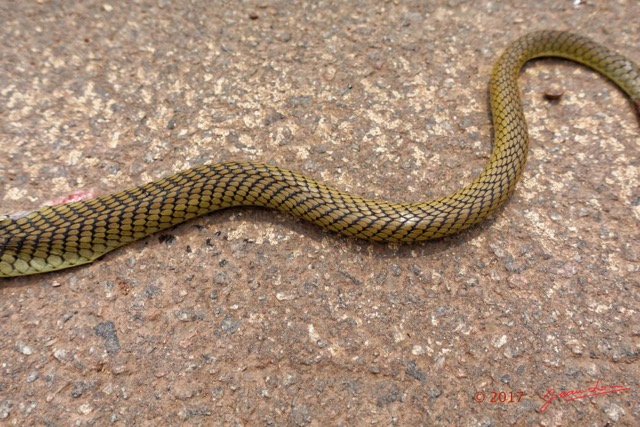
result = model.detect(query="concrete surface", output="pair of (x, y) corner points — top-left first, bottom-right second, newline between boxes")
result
(1, 0), (638, 425)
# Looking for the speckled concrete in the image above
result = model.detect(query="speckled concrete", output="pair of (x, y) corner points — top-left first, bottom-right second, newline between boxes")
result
(1, 1), (638, 425)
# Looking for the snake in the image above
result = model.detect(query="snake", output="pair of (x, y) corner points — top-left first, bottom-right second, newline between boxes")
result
(1, 31), (639, 277)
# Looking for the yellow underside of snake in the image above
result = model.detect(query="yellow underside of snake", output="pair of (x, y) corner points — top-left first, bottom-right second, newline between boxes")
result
(1, 30), (639, 277)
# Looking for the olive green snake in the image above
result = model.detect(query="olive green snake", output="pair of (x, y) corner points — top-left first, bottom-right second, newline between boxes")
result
(1, 31), (639, 277)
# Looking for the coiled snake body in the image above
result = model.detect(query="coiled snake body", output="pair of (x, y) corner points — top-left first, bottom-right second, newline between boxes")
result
(1, 31), (639, 277)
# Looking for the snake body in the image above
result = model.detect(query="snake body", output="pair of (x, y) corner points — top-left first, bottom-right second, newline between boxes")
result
(1, 31), (639, 277)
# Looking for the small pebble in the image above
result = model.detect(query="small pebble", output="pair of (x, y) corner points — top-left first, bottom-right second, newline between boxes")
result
(16, 341), (34, 355)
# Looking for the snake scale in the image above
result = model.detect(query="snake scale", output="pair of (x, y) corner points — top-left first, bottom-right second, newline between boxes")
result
(1, 31), (639, 277)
